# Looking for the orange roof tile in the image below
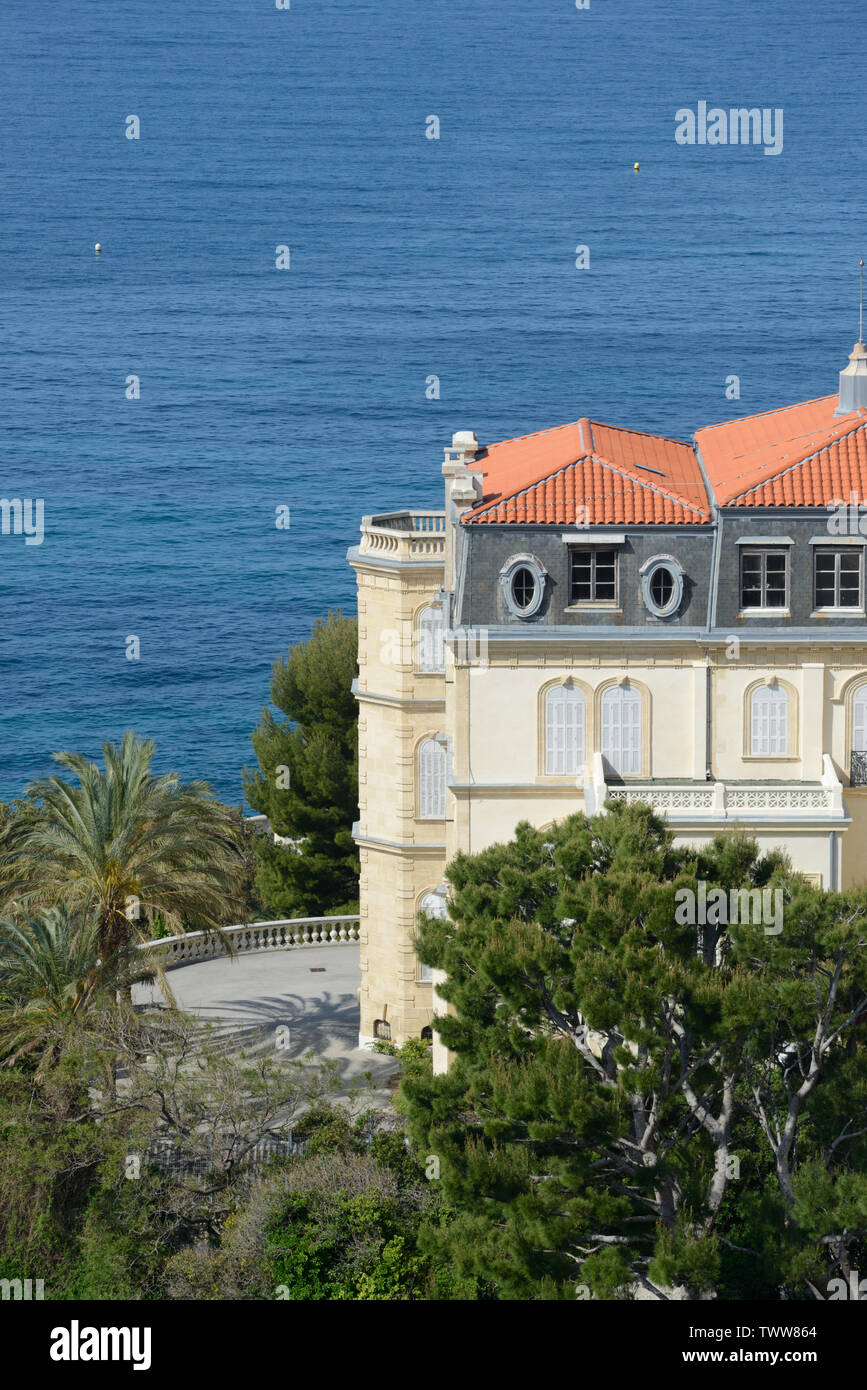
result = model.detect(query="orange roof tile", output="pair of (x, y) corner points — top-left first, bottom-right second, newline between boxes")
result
(695, 396), (867, 506)
(464, 418), (710, 525)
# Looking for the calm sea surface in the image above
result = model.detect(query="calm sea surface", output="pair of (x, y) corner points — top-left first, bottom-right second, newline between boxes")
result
(0, 0), (863, 804)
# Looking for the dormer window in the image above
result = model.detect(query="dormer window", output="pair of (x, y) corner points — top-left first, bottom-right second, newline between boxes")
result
(651, 568), (673, 607)
(640, 555), (684, 618)
(570, 547), (617, 604)
(500, 555), (547, 619)
(814, 548), (863, 610)
(511, 567), (536, 610)
(740, 548), (788, 610)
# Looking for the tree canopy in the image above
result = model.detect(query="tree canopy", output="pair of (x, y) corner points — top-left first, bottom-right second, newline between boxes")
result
(402, 801), (867, 1300)
(244, 611), (359, 917)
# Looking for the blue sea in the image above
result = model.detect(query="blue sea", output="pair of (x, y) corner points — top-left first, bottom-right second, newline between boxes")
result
(0, 0), (863, 805)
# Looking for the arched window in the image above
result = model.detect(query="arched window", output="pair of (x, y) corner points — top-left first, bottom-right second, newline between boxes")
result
(418, 891), (447, 983)
(851, 683), (867, 784)
(374, 1019), (391, 1041)
(418, 739), (446, 819)
(853, 684), (867, 750)
(601, 683), (642, 776)
(545, 684), (586, 775)
(750, 684), (788, 756)
(417, 605), (445, 673)
(420, 891), (448, 920)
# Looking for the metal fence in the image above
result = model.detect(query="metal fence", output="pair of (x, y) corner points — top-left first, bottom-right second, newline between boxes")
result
(851, 751), (867, 786)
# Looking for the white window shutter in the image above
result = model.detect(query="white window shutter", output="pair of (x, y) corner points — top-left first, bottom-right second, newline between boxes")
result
(601, 685), (641, 775)
(751, 686), (788, 756)
(854, 685), (867, 752)
(622, 689), (641, 774)
(751, 690), (767, 754)
(417, 606), (445, 673)
(545, 686), (585, 775)
(419, 739), (446, 818)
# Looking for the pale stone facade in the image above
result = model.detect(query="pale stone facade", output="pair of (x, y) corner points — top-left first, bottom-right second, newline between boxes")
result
(348, 364), (867, 1066)
(348, 513), (448, 1047)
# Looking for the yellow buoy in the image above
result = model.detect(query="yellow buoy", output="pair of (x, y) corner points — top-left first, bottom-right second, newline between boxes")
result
(633, 162), (640, 172)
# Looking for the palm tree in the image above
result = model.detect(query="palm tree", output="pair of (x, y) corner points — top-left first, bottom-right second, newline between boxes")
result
(0, 731), (247, 966)
(0, 904), (160, 1078)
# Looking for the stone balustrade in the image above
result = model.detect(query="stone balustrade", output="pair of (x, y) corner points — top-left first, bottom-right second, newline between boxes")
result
(606, 784), (836, 815)
(138, 916), (360, 968)
(358, 510), (446, 561)
(584, 750), (847, 822)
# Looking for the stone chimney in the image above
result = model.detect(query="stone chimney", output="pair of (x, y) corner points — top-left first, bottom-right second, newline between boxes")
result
(442, 431), (484, 592)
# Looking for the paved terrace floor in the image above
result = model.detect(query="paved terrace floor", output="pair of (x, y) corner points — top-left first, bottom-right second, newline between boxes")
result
(133, 943), (399, 1108)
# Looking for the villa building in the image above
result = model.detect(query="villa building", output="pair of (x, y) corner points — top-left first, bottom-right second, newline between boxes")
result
(347, 336), (867, 1070)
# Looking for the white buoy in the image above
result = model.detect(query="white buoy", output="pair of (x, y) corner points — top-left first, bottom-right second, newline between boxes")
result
(94, 243), (102, 254)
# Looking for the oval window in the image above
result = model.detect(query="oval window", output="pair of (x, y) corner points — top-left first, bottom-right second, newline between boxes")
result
(642, 558), (683, 617)
(511, 566), (537, 610)
(649, 565), (675, 611)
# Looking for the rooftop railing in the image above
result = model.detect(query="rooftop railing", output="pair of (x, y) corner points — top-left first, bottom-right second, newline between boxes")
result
(358, 510), (446, 560)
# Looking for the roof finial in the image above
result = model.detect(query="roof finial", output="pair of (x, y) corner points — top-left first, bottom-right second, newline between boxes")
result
(835, 266), (867, 415)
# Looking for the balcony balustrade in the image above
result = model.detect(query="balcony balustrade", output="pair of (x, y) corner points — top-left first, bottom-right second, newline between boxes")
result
(358, 510), (446, 561)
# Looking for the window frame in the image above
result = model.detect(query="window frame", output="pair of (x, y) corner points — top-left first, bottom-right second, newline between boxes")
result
(499, 554), (547, 620)
(511, 566), (537, 612)
(544, 683), (587, 777)
(749, 684), (788, 757)
(415, 603), (446, 674)
(739, 547), (789, 613)
(852, 683), (867, 753)
(742, 679), (798, 761)
(417, 890), (448, 983)
(812, 547), (864, 613)
(599, 681), (644, 777)
(849, 680), (867, 786)
(568, 545), (619, 607)
(417, 736), (447, 820)
(639, 554), (684, 619)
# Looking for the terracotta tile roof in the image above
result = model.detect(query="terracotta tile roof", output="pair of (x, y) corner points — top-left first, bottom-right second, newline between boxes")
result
(695, 395), (867, 507)
(464, 418), (710, 525)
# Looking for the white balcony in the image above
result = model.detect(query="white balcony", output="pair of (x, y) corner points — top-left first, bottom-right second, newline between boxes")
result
(358, 510), (446, 562)
(585, 754), (847, 823)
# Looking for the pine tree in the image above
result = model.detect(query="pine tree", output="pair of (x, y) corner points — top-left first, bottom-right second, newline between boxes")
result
(244, 612), (359, 917)
(402, 802), (867, 1300)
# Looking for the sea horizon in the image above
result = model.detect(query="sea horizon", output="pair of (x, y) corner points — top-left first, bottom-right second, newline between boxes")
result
(1, 0), (863, 805)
